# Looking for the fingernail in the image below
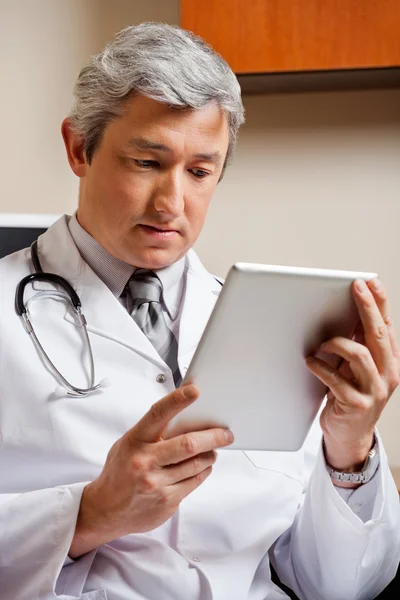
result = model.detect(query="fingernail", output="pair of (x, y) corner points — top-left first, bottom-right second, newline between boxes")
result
(355, 279), (366, 293)
(182, 385), (197, 400)
(224, 429), (234, 443)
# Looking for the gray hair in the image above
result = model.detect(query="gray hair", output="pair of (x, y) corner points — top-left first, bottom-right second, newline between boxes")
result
(69, 22), (245, 178)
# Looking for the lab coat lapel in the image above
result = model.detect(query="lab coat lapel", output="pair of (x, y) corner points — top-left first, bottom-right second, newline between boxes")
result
(35, 216), (165, 367)
(178, 249), (222, 369)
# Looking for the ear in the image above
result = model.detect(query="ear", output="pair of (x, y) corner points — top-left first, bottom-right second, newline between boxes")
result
(61, 117), (88, 177)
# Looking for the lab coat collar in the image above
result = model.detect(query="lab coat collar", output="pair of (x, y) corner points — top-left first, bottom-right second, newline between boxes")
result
(35, 215), (222, 368)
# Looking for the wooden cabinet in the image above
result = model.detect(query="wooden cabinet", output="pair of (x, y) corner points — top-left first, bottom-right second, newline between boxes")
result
(181, 0), (400, 84)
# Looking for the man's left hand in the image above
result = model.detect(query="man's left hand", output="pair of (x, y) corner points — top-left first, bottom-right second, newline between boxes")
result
(305, 278), (400, 479)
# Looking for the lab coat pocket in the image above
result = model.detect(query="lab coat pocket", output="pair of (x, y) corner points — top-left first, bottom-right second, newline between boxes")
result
(242, 449), (304, 485)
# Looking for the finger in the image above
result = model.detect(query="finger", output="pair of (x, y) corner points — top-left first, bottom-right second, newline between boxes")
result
(156, 428), (234, 467)
(321, 321), (362, 381)
(161, 450), (217, 485)
(131, 385), (199, 443)
(334, 321), (364, 379)
(306, 355), (365, 410)
(171, 465), (213, 501)
(319, 337), (380, 394)
(367, 278), (400, 362)
(352, 279), (394, 377)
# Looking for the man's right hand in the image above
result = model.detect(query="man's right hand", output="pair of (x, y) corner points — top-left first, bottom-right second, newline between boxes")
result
(69, 385), (234, 558)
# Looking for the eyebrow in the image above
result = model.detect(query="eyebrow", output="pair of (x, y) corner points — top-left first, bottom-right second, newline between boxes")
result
(127, 137), (223, 166)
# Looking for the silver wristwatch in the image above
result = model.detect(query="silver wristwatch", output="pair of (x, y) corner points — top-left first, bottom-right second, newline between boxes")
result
(326, 435), (380, 484)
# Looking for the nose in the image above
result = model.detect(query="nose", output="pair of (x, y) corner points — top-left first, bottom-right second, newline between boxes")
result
(153, 171), (184, 218)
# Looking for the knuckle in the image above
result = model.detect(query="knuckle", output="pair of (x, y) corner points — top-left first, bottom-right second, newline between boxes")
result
(383, 314), (393, 328)
(374, 325), (388, 341)
(357, 345), (370, 362)
(363, 295), (375, 310)
(144, 452), (157, 470)
(394, 371), (400, 387)
(157, 488), (170, 506)
(388, 370), (400, 391)
(328, 369), (340, 385)
(140, 473), (157, 494)
(130, 455), (150, 473)
(106, 439), (120, 459)
(169, 496), (180, 512)
(374, 383), (387, 405)
(192, 456), (201, 474)
(194, 471), (206, 486)
(169, 389), (183, 409)
(149, 401), (165, 423)
(352, 396), (370, 411)
(377, 392), (387, 406)
(182, 433), (198, 456)
(376, 288), (387, 302)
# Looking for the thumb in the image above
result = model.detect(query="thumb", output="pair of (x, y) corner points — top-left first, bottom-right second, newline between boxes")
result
(128, 385), (199, 444)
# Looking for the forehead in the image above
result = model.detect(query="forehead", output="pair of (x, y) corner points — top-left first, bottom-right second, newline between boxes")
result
(104, 94), (230, 153)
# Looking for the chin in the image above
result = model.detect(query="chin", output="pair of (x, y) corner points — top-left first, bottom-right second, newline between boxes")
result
(131, 247), (186, 270)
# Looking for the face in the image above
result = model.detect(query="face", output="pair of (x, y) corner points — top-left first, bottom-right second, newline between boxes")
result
(63, 95), (229, 269)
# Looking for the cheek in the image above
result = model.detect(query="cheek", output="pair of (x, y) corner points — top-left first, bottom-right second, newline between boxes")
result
(185, 194), (212, 232)
(93, 168), (148, 217)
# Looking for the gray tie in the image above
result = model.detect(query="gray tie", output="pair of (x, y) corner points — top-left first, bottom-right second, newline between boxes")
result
(127, 269), (182, 387)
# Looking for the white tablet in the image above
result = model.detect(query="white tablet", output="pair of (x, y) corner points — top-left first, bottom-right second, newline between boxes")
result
(169, 263), (377, 451)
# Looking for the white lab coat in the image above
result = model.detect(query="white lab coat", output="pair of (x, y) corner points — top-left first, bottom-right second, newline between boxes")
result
(0, 216), (398, 600)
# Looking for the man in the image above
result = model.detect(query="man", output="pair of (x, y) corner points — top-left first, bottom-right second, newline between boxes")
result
(0, 22), (399, 600)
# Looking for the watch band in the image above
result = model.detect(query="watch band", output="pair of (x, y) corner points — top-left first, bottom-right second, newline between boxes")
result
(326, 435), (380, 484)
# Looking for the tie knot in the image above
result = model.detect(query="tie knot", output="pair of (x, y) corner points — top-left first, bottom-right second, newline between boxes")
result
(128, 269), (163, 308)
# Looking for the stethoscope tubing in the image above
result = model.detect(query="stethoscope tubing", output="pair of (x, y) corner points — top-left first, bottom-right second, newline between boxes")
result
(15, 272), (82, 315)
(15, 241), (101, 397)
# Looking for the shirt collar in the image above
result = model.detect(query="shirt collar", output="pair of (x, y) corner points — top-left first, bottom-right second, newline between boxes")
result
(155, 255), (187, 320)
(68, 213), (186, 320)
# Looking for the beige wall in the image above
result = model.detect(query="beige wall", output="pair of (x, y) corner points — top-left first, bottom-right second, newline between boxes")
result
(1, 1), (399, 465)
(0, 0), (179, 214)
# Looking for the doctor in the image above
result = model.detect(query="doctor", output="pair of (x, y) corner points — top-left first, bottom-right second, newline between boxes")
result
(0, 22), (399, 600)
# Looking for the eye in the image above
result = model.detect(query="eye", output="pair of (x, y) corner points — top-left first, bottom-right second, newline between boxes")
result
(134, 159), (158, 168)
(191, 169), (210, 179)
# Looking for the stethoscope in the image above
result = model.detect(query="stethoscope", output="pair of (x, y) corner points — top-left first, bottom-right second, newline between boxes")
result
(15, 240), (107, 397)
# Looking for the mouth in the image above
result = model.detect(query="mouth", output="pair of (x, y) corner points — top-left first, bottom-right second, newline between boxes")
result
(138, 224), (181, 240)
(141, 224), (179, 233)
